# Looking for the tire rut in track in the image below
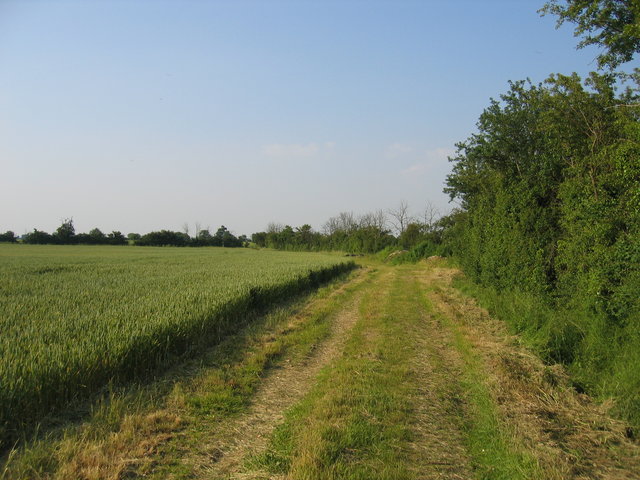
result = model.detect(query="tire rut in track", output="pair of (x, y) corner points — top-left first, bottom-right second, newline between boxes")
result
(403, 268), (474, 479)
(186, 270), (375, 479)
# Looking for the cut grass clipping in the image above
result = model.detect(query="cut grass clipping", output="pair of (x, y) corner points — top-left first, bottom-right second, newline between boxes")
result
(425, 282), (541, 480)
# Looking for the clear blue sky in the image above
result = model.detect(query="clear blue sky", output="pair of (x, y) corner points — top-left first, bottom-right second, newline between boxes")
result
(1, 0), (607, 236)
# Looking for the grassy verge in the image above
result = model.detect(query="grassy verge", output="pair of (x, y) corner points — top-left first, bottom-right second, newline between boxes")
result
(451, 274), (640, 432)
(425, 282), (541, 479)
(0, 267), (366, 479)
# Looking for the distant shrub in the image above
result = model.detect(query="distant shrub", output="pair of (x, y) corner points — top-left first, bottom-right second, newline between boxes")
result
(136, 230), (191, 247)
(0, 231), (17, 243)
(23, 229), (54, 245)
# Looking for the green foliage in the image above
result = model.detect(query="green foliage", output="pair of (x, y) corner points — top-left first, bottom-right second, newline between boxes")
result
(14, 223), (241, 247)
(0, 245), (354, 450)
(446, 72), (640, 427)
(89, 227), (106, 243)
(53, 218), (75, 244)
(253, 221), (396, 254)
(251, 207), (458, 256)
(397, 222), (423, 249)
(75, 229), (127, 245)
(135, 229), (191, 246)
(133, 226), (242, 247)
(541, 0), (640, 70)
(107, 231), (127, 245)
(22, 229), (54, 245)
(405, 239), (451, 262)
(213, 225), (243, 247)
(0, 231), (17, 243)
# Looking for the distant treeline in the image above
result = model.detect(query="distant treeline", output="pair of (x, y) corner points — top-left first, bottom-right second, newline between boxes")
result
(2, 221), (128, 246)
(2, 220), (247, 248)
(136, 226), (246, 247)
(3, 205), (456, 254)
(251, 207), (453, 256)
(0, 231), (18, 243)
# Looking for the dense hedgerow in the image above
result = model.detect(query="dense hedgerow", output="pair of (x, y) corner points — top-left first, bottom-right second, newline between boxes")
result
(445, 72), (640, 427)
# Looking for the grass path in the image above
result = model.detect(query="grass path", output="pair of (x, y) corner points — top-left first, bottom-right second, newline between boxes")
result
(240, 262), (476, 479)
(403, 266), (474, 479)
(3, 260), (640, 479)
(234, 261), (640, 479)
(178, 268), (377, 478)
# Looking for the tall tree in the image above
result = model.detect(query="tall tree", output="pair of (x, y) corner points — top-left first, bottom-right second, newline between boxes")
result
(541, 0), (640, 69)
(388, 201), (413, 235)
(54, 218), (76, 244)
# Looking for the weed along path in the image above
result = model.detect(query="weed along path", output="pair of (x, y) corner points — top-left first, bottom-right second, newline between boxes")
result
(5, 260), (640, 479)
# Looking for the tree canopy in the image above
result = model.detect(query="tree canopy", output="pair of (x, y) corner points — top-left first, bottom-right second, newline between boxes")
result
(541, 0), (640, 69)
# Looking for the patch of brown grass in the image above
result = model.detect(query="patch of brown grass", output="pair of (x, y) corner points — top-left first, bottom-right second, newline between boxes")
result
(55, 411), (182, 480)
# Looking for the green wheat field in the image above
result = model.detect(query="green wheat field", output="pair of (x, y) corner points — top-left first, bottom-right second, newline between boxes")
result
(0, 244), (353, 447)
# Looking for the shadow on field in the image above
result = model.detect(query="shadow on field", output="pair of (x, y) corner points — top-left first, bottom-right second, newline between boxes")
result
(1, 263), (356, 462)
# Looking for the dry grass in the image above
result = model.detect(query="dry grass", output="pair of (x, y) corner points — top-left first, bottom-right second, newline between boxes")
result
(426, 261), (640, 479)
(404, 268), (474, 479)
(55, 411), (182, 480)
